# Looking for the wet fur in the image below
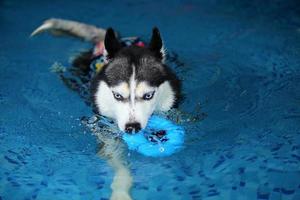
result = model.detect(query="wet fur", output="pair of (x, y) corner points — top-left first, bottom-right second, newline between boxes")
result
(31, 20), (182, 200)
(89, 28), (181, 131)
(90, 46), (181, 108)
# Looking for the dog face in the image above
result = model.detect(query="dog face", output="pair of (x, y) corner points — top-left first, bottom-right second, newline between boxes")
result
(92, 28), (180, 133)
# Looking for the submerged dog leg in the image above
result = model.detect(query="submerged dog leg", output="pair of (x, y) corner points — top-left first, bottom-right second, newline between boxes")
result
(98, 138), (133, 200)
(31, 18), (107, 43)
(109, 157), (133, 200)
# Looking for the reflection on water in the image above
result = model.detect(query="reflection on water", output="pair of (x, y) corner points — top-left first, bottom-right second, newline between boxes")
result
(1, 0), (300, 199)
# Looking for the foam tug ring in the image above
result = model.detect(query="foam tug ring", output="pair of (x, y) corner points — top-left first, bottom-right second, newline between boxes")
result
(122, 115), (185, 157)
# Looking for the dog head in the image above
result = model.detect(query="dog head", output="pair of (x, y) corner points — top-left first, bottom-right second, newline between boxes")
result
(92, 28), (180, 133)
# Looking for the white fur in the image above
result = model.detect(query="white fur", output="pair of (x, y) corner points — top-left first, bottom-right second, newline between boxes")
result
(95, 81), (117, 119)
(109, 153), (132, 200)
(110, 166), (132, 200)
(95, 79), (175, 131)
(129, 65), (136, 111)
(112, 83), (130, 99)
(97, 135), (132, 200)
(103, 48), (109, 63)
(155, 81), (175, 111)
(31, 22), (53, 36)
(161, 44), (167, 63)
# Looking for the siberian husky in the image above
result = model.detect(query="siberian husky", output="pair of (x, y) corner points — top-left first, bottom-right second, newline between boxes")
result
(31, 18), (182, 200)
(32, 18), (181, 133)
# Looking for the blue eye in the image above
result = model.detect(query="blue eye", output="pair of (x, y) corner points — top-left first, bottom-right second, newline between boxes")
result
(143, 91), (155, 100)
(112, 92), (124, 101)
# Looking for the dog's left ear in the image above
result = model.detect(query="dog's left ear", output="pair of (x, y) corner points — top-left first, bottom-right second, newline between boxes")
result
(104, 28), (121, 59)
(149, 27), (165, 61)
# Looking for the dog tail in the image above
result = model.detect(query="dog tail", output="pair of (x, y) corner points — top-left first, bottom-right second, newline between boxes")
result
(30, 18), (107, 43)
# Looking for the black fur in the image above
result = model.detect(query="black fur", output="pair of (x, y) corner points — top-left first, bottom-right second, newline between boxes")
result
(91, 37), (181, 111)
(72, 50), (93, 75)
(104, 28), (122, 59)
(67, 27), (182, 112)
(148, 27), (164, 60)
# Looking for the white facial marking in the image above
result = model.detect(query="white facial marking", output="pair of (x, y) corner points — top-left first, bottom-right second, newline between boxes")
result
(95, 81), (130, 131)
(136, 82), (155, 98)
(118, 80), (175, 130)
(155, 81), (175, 111)
(95, 78), (175, 131)
(95, 81), (117, 119)
(130, 66), (136, 107)
(111, 83), (129, 99)
(133, 82), (157, 129)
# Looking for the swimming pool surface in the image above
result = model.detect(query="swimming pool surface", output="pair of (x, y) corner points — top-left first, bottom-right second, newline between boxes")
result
(1, 0), (300, 199)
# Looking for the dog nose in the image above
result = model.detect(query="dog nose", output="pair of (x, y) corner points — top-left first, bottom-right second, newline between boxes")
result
(125, 122), (141, 134)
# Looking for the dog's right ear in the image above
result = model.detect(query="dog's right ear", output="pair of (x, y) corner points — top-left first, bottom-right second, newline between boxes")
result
(104, 28), (121, 58)
(149, 27), (165, 61)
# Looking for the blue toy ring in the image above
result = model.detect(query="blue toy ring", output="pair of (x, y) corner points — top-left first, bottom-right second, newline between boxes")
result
(122, 115), (185, 157)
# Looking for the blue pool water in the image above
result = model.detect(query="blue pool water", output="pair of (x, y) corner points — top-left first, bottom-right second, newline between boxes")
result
(1, 0), (300, 199)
